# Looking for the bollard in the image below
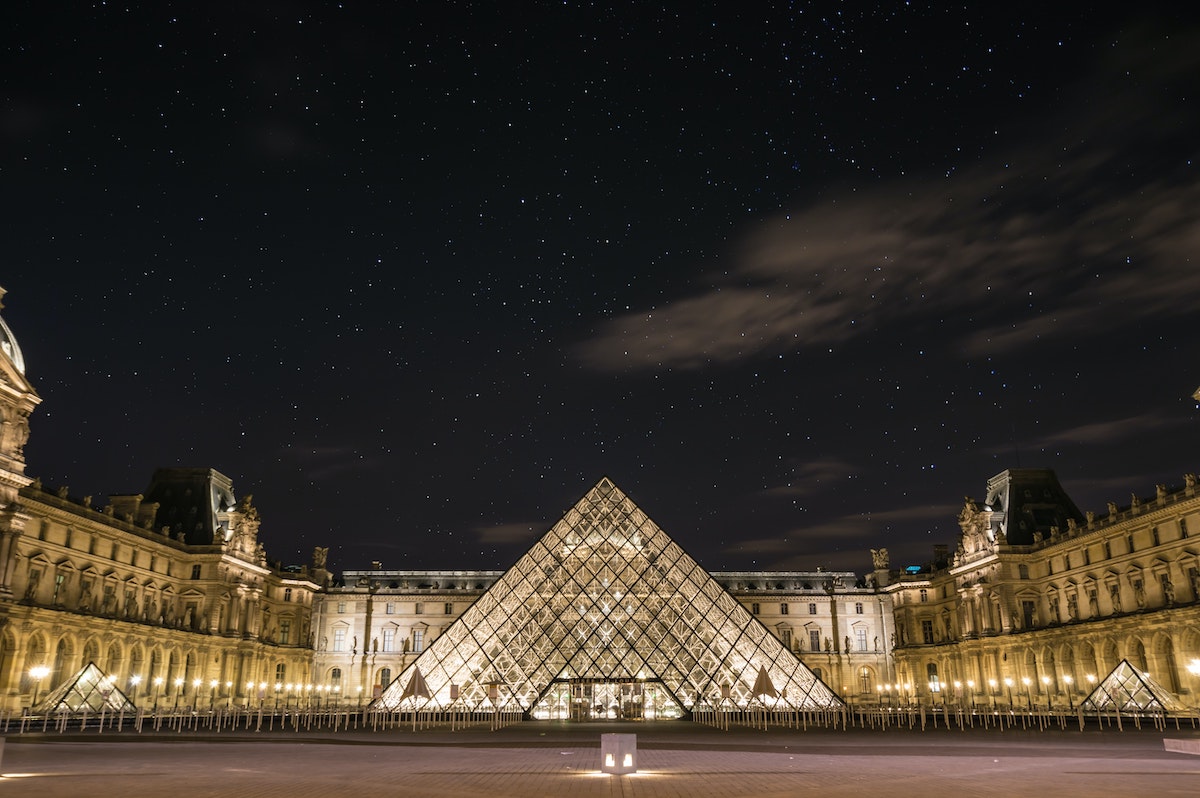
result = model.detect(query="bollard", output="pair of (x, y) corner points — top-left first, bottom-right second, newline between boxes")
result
(600, 733), (637, 774)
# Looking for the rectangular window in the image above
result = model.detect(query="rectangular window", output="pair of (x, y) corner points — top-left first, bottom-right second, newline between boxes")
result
(855, 602), (864, 614)
(809, 630), (822, 652)
(414, 602), (424, 615)
(279, 620), (291, 645)
(444, 602), (453, 615)
(385, 602), (395, 615)
(53, 573), (65, 603)
(191, 564), (202, 580)
(780, 629), (792, 649)
(283, 588), (292, 602)
(919, 589), (928, 603)
(1181, 518), (1189, 538)
(1021, 600), (1036, 628)
(1151, 527), (1160, 546)
(337, 602), (346, 614)
(921, 619), (934, 644)
(808, 603), (817, 615)
(751, 603), (760, 615)
(333, 628), (346, 652)
(780, 603), (788, 615)
(412, 629), (424, 653)
(382, 628), (395, 652)
(275, 663), (286, 683)
(855, 628), (868, 651)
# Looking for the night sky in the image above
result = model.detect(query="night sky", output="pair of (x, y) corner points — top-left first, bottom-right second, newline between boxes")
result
(4, 4), (1198, 576)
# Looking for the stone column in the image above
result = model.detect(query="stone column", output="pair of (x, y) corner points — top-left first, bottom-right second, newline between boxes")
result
(0, 506), (30, 597)
(243, 589), (262, 640)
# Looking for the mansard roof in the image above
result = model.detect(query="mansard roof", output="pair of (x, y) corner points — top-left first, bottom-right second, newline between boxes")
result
(143, 467), (237, 546)
(984, 468), (1085, 546)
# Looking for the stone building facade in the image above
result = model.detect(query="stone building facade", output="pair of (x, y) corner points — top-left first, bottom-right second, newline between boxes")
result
(885, 468), (1200, 709)
(0, 289), (325, 712)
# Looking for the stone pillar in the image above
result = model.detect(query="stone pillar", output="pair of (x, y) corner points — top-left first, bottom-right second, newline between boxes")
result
(0, 507), (30, 597)
(0, 626), (32, 707)
(243, 589), (262, 639)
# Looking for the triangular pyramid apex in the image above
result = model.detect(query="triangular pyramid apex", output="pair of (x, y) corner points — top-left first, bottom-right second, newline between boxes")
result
(583, 476), (631, 502)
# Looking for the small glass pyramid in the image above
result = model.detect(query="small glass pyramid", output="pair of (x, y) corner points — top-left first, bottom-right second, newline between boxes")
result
(33, 661), (137, 715)
(1080, 659), (1187, 713)
(374, 478), (843, 718)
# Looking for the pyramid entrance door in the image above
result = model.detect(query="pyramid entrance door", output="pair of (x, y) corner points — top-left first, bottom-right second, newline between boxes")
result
(532, 678), (685, 721)
(373, 478), (843, 718)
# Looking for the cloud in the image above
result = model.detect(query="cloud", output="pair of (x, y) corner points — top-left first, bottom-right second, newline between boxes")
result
(576, 30), (1200, 372)
(475, 521), (544, 544)
(760, 458), (856, 497)
(1029, 414), (1175, 448)
(728, 502), (954, 556)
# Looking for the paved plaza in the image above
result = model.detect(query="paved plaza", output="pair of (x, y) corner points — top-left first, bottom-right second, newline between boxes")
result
(2, 721), (1199, 797)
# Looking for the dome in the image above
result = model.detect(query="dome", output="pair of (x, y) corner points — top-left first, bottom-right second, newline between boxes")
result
(0, 287), (26, 375)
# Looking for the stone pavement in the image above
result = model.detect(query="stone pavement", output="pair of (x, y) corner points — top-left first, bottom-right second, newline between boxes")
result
(2, 721), (1199, 797)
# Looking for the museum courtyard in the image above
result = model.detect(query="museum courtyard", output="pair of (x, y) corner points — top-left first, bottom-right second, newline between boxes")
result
(2, 718), (1198, 797)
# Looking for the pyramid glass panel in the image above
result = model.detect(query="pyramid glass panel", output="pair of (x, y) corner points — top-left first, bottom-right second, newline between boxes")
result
(373, 478), (844, 717)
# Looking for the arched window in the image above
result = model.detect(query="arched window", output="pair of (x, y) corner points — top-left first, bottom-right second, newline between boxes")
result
(858, 666), (873, 694)
(926, 662), (940, 693)
(275, 662), (286, 683)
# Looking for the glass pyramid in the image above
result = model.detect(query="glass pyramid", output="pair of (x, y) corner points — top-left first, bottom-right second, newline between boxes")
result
(373, 478), (844, 718)
(33, 661), (137, 715)
(1080, 659), (1187, 713)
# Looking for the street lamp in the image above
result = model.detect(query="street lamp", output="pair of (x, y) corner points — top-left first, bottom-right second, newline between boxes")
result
(209, 679), (219, 709)
(173, 677), (184, 710)
(129, 674), (142, 707)
(1003, 677), (1014, 708)
(1063, 675), (1075, 710)
(1021, 677), (1032, 709)
(29, 664), (51, 711)
(967, 680), (976, 709)
(153, 676), (164, 710)
(1040, 676), (1052, 710)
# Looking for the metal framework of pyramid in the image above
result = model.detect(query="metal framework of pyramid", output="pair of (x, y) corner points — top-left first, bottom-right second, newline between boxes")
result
(1080, 659), (1187, 713)
(33, 661), (137, 715)
(373, 478), (843, 717)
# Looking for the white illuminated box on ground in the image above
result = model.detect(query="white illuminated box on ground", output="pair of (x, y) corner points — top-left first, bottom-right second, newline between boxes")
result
(600, 733), (637, 774)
